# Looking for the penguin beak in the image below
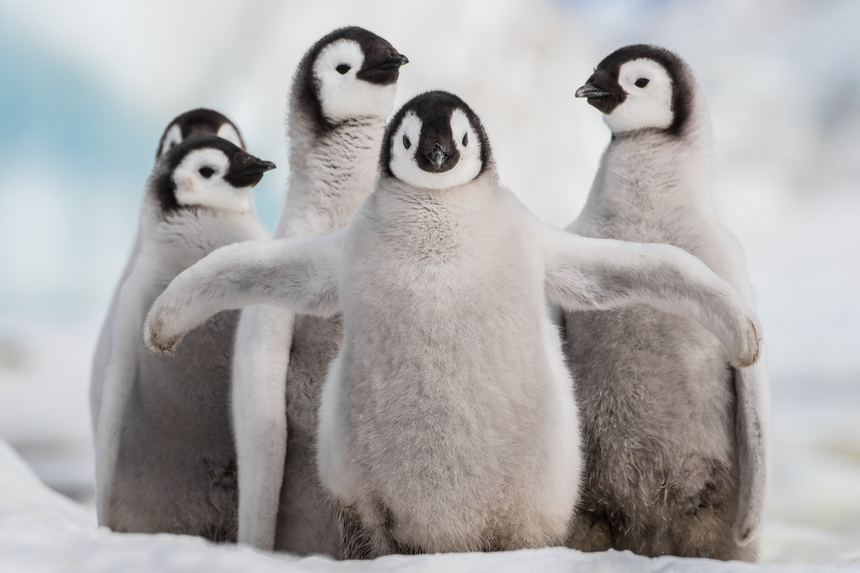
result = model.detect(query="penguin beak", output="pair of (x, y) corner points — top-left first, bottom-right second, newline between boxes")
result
(575, 83), (613, 99)
(427, 144), (450, 170)
(377, 53), (409, 70)
(238, 160), (277, 176)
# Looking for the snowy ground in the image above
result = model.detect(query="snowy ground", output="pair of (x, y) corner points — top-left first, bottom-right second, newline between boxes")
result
(2, 440), (860, 572)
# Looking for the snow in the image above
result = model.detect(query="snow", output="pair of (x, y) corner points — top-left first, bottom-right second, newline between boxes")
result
(2, 440), (859, 572)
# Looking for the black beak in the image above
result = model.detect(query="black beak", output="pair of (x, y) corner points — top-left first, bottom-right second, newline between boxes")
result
(427, 144), (449, 170)
(377, 53), (409, 70)
(238, 160), (276, 176)
(575, 83), (613, 99)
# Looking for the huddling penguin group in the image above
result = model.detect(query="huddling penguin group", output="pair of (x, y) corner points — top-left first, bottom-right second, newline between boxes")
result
(90, 26), (769, 562)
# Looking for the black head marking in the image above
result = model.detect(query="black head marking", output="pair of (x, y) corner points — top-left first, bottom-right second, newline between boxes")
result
(150, 135), (275, 215)
(155, 108), (245, 160)
(292, 27), (407, 132)
(380, 90), (492, 178)
(578, 44), (694, 135)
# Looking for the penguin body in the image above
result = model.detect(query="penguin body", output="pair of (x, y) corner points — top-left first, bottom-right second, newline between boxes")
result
(230, 27), (408, 554)
(94, 135), (273, 539)
(143, 91), (760, 558)
(565, 45), (769, 561)
(90, 109), (247, 435)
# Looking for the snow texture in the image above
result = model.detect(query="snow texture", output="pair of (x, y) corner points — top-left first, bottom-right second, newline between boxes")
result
(3, 440), (860, 572)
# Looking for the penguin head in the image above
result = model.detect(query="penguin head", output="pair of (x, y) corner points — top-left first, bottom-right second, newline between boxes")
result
(156, 108), (245, 160)
(295, 27), (408, 128)
(575, 45), (693, 136)
(382, 91), (492, 191)
(152, 136), (275, 215)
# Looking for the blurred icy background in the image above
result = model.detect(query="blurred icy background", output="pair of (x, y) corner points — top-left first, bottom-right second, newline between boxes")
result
(0, 0), (858, 566)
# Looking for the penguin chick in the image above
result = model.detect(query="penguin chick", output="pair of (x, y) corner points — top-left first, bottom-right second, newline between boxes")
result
(141, 90), (760, 558)
(94, 135), (273, 540)
(156, 108), (246, 160)
(90, 108), (247, 436)
(565, 44), (769, 561)
(230, 27), (407, 554)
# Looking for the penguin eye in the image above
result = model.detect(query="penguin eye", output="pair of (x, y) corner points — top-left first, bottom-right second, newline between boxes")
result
(462, 133), (468, 147)
(402, 134), (411, 149)
(336, 64), (351, 75)
(635, 78), (650, 88)
(199, 167), (215, 179)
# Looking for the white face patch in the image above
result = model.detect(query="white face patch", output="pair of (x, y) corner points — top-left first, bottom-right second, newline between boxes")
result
(216, 122), (244, 149)
(159, 124), (183, 158)
(313, 39), (397, 123)
(173, 148), (253, 214)
(604, 58), (674, 134)
(389, 109), (483, 190)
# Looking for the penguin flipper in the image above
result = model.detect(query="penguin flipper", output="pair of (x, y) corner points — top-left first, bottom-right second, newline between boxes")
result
(232, 305), (294, 550)
(144, 230), (344, 355)
(732, 347), (771, 546)
(95, 260), (150, 526)
(90, 235), (142, 437)
(541, 227), (760, 368)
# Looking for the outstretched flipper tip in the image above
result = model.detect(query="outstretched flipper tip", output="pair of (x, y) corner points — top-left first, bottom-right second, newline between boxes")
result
(735, 316), (761, 369)
(143, 312), (179, 356)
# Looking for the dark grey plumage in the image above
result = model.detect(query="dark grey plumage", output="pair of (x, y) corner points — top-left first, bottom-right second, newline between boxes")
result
(565, 44), (768, 561)
(94, 135), (272, 539)
(230, 27), (407, 553)
(90, 108), (247, 436)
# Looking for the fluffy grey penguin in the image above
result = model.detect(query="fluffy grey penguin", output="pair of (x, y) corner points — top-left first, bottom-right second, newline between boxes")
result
(94, 134), (273, 539)
(90, 108), (247, 435)
(230, 27), (407, 554)
(142, 90), (760, 558)
(564, 44), (770, 561)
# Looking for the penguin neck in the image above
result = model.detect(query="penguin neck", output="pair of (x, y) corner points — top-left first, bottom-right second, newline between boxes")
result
(375, 170), (499, 224)
(137, 191), (268, 277)
(589, 91), (716, 220)
(275, 108), (386, 239)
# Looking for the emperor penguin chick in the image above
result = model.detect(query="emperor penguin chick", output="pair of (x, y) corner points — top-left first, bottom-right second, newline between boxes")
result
(231, 27), (407, 554)
(143, 90), (760, 558)
(90, 108), (247, 435)
(94, 135), (274, 540)
(564, 45), (769, 561)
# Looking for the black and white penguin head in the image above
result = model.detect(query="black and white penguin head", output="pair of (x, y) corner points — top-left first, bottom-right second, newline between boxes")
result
(156, 108), (245, 160)
(382, 91), (492, 190)
(575, 45), (693, 135)
(152, 136), (275, 215)
(295, 27), (408, 127)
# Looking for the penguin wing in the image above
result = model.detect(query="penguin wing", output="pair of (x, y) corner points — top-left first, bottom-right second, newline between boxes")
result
(144, 230), (344, 355)
(732, 346), (771, 546)
(232, 305), (294, 549)
(540, 226), (760, 368)
(95, 257), (151, 525)
(90, 235), (141, 437)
